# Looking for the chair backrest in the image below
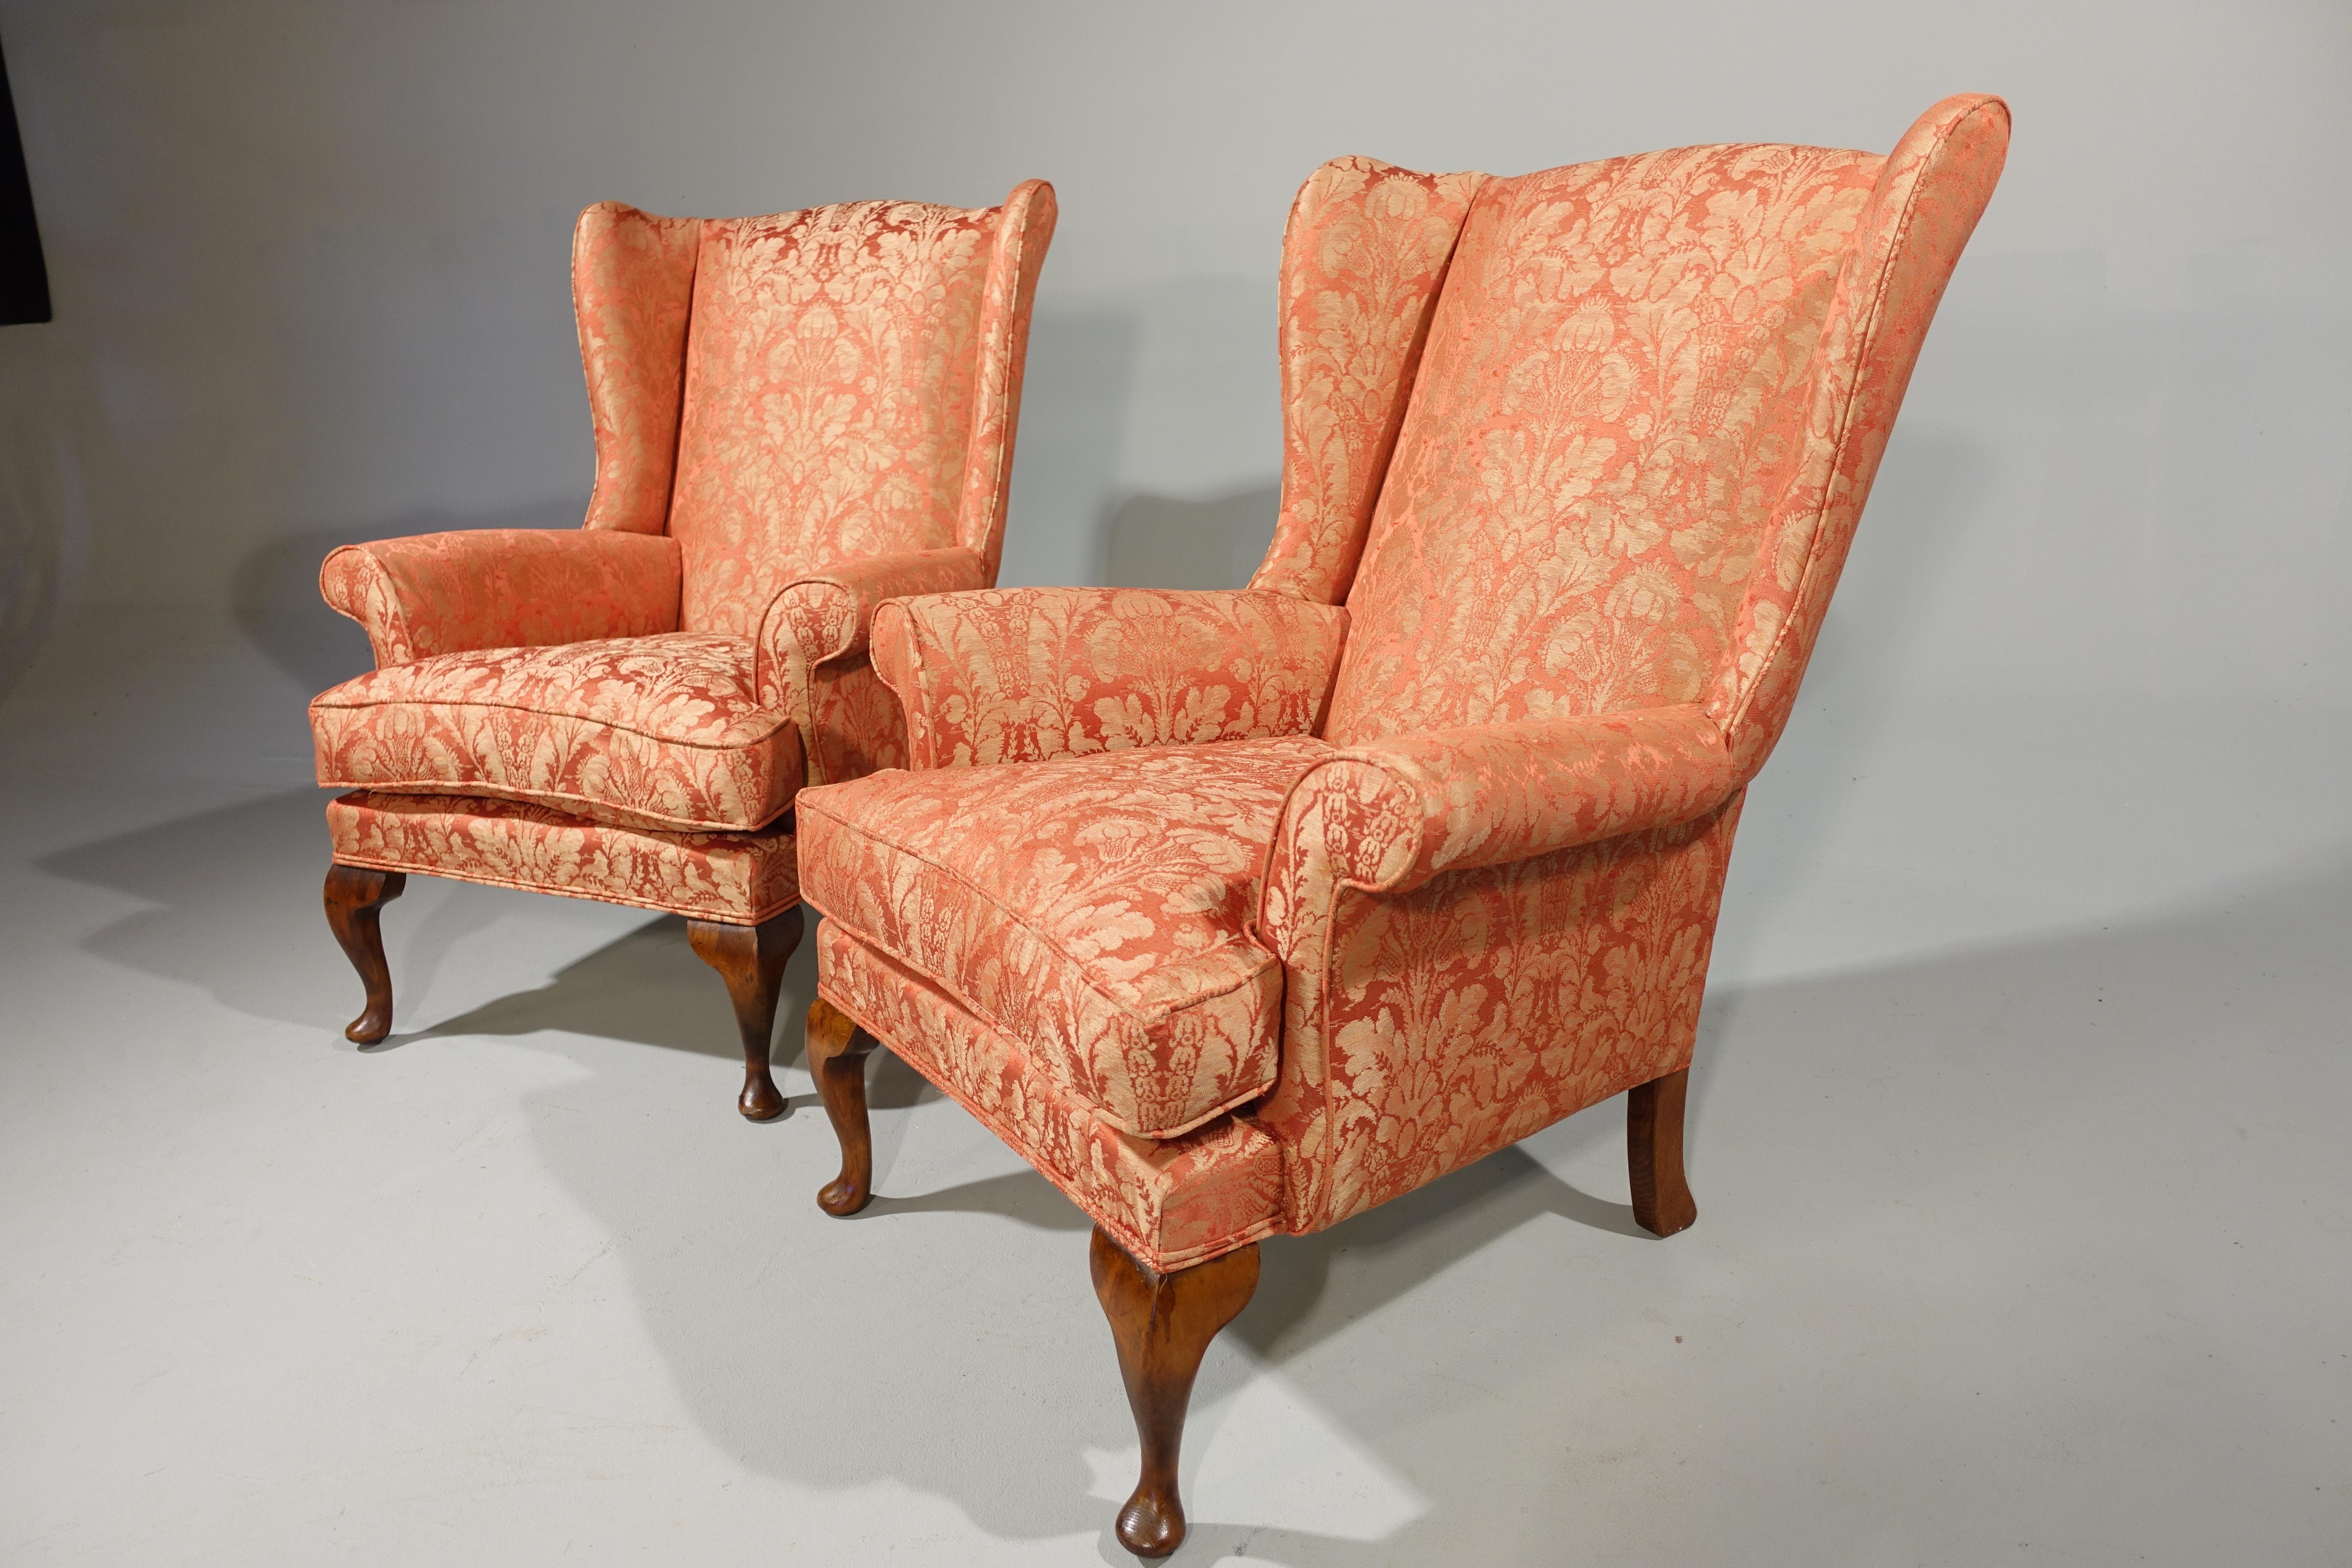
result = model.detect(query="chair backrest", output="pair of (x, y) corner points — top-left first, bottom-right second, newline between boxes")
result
(569, 182), (1056, 634)
(1252, 97), (2007, 769)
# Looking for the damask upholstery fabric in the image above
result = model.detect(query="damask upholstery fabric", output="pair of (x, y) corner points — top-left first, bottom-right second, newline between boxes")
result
(320, 529), (681, 668)
(573, 203), (698, 536)
(1276, 704), (1736, 895)
(871, 586), (1348, 770)
(328, 790), (799, 925)
(818, 922), (1284, 1269)
(1323, 143), (1883, 744)
(1249, 158), (1486, 606)
(798, 737), (1335, 1138)
(313, 633), (801, 834)
(802, 98), (2006, 1269)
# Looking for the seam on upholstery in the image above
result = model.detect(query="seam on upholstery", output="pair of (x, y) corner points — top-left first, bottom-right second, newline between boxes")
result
(321, 775), (796, 836)
(658, 221), (703, 531)
(310, 693), (796, 752)
(798, 786), (1290, 1023)
(816, 972), (1280, 1271)
(806, 876), (1276, 1139)
(1724, 107), (1982, 747)
(331, 848), (797, 925)
(961, 194), (1027, 557)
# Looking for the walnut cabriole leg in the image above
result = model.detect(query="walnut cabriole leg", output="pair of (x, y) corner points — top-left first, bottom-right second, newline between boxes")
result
(1090, 1227), (1261, 1559)
(323, 862), (406, 1044)
(805, 995), (879, 1215)
(1628, 1066), (1698, 1237)
(686, 906), (805, 1121)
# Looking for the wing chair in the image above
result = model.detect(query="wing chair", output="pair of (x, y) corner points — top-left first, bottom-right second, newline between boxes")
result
(309, 182), (1054, 1118)
(796, 96), (2007, 1555)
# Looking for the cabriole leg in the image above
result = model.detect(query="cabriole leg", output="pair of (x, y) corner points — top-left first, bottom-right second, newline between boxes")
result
(1628, 1065), (1698, 1237)
(323, 862), (406, 1044)
(686, 906), (805, 1121)
(1090, 1227), (1260, 1559)
(805, 996), (878, 1215)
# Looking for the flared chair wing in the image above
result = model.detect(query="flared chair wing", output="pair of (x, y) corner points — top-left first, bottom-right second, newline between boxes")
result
(794, 97), (2006, 1554)
(305, 181), (1054, 1117)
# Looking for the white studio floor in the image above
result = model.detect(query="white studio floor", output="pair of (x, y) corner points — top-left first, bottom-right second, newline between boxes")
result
(2, 606), (2347, 1566)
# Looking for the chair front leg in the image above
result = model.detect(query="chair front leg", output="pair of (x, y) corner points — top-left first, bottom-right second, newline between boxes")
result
(1628, 1065), (1698, 1237)
(323, 863), (406, 1044)
(686, 906), (805, 1121)
(805, 996), (879, 1215)
(1090, 1227), (1260, 1559)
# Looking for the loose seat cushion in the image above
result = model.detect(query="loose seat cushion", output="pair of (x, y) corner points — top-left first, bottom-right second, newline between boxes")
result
(312, 633), (802, 833)
(797, 736), (1332, 1138)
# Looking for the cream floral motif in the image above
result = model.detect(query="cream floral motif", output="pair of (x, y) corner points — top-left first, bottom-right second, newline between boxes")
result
(573, 203), (699, 536)
(1325, 142), (1882, 743)
(818, 923), (1283, 1270)
(805, 99), (2008, 1271)
(669, 202), (994, 633)
(314, 634), (801, 834)
(320, 529), (680, 667)
(328, 790), (799, 925)
(798, 737), (1333, 1138)
(873, 587), (1349, 769)
(1250, 158), (1488, 606)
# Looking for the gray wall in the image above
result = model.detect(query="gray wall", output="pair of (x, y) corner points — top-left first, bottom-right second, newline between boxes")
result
(2, 0), (2346, 712)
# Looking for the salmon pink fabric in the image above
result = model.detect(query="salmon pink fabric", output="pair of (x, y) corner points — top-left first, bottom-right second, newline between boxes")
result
(328, 790), (799, 925)
(321, 529), (680, 668)
(799, 737), (1331, 1138)
(314, 182), (1054, 918)
(313, 633), (799, 833)
(873, 586), (1349, 769)
(818, 922), (1284, 1268)
(807, 98), (2008, 1268)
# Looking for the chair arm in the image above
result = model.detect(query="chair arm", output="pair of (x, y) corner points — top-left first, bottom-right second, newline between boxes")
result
(1266, 705), (1736, 899)
(319, 529), (680, 668)
(869, 585), (1350, 769)
(753, 547), (988, 711)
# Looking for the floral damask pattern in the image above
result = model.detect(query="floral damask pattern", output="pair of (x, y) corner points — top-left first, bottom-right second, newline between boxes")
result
(872, 586), (1349, 770)
(668, 202), (992, 632)
(320, 529), (680, 667)
(1250, 158), (1486, 606)
(1253, 796), (1744, 1233)
(806, 98), (2007, 1268)
(328, 790), (799, 925)
(573, 203), (699, 536)
(313, 633), (802, 834)
(1324, 141), (1882, 743)
(818, 922), (1284, 1270)
(799, 737), (1335, 1138)
(312, 184), (1053, 921)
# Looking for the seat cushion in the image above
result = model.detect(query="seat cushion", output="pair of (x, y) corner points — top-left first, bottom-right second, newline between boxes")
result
(312, 633), (803, 833)
(797, 736), (1332, 1139)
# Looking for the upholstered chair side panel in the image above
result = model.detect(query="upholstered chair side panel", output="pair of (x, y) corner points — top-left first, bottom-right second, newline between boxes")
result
(668, 202), (998, 634)
(1710, 95), (2012, 781)
(1323, 146), (1883, 745)
(327, 790), (800, 925)
(755, 546), (987, 784)
(1249, 159), (1486, 606)
(871, 586), (1350, 771)
(817, 921), (1284, 1271)
(1252, 793), (1744, 1235)
(573, 203), (699, 535)
(319, 529), (681, 668)
(954, 180), (1058, 583)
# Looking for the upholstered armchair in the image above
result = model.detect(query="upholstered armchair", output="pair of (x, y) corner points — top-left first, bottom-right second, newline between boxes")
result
(310, 184), (1054, 1117)
(794, 95), (2006, 1556)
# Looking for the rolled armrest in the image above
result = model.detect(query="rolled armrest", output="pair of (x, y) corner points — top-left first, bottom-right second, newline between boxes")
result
(870, 585), (1350, 769)
(1271, 705), (1737, 897)
(753, 547), (987, 708)
(319, 528), (680, 667)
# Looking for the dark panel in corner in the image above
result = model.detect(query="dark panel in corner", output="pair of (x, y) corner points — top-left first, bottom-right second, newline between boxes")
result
(0, 31), (50, 325)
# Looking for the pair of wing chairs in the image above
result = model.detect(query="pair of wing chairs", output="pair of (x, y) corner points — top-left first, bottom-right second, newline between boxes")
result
(311, 95), (2008, 1557)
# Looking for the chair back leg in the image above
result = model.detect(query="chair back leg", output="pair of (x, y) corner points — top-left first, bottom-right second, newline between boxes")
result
(1628, 1066), (1699, 1237)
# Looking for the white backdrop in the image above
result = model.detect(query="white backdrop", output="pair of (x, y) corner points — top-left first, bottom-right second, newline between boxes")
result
(2, 0), (2346, 966)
